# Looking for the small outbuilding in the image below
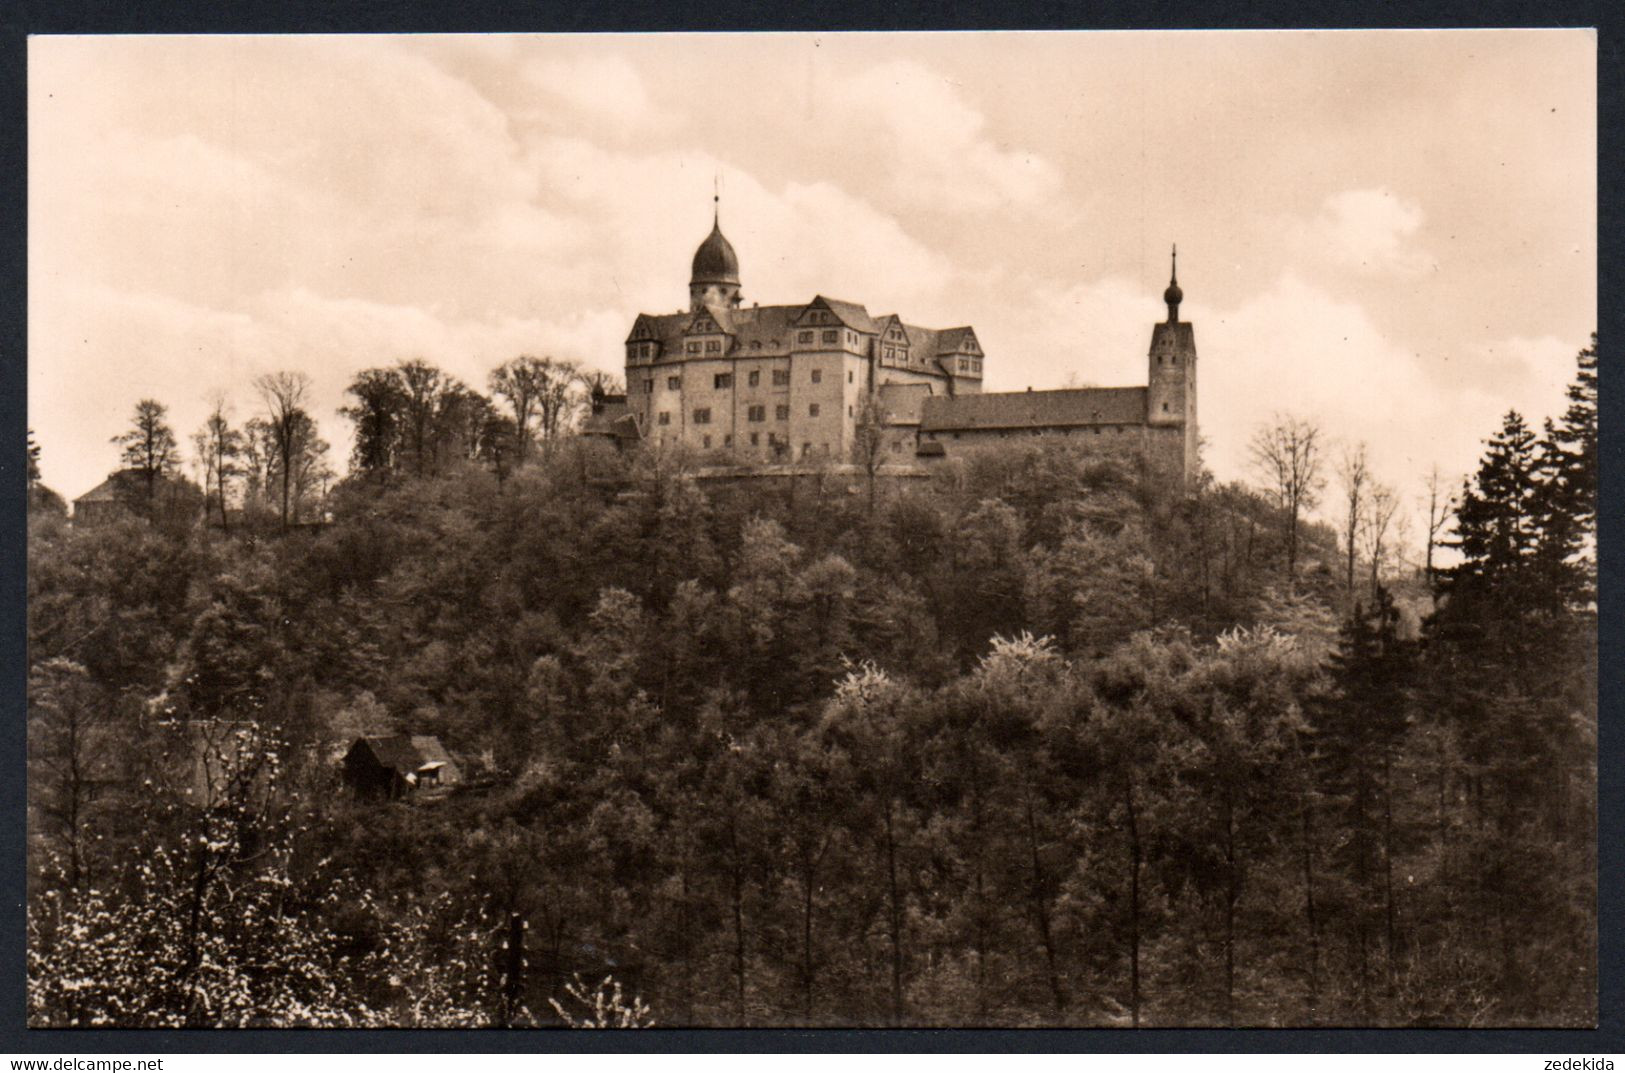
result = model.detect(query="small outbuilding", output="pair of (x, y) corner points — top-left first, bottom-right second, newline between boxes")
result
(342, 735), (462, 800)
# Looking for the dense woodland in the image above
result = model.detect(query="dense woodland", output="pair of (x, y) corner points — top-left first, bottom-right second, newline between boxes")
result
(25, 342), (1596, 1028)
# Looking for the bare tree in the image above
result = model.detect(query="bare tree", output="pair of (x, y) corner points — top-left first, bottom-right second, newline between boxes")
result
(1421, 464), (1457, 590)
(1336, 443), (1370, 610)
(851, 391), (889, 512)
(538, 358), (582, 441)
(253, 371), (311, 529)
(1363, 480), (1400, 597)
(489, 356), (548, 465)
(1249, 414), (1325, 582)
(192, 395), (243, 532)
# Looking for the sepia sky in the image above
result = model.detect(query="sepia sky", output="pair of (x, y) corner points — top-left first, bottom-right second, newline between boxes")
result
(29, 31), (1595, 528)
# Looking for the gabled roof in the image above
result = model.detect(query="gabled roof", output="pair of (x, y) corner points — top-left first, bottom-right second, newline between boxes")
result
(728, 305), (800, 353)
(935, 327), (980, 354)
(353, 735), (460, 779)
(902, 323), (939, 355)
(75, 476), (127, 504)
(582, 408), (643, 443)
(921, 387), (1148, 432)
(74, 468), (183, 505)
(686, 307), (736, 336)
(806, 296), (877, 334)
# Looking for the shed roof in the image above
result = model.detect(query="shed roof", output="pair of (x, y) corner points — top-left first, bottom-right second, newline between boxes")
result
(355, 735), (459, 777)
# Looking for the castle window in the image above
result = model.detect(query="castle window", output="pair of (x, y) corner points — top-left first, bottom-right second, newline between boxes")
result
(642, 379), (653, 394)
(694, 408), (712, 424)
(703, 434), (711, 449)
(1158, 356), (1163, 365)
(884, 346), (894, 361)
(686, 341), (701, 354)
(822, 330), (838, 344)
(752, 341), (762, 351)
(643, 343), (654, 358)
(798, 330), (814, 344)
(667, 376), (680, 390)
(809, 403), (821, 417)
(773, 369), (790, 386)
(724, 434), (732, 447)
(811, 368), (822, 384)
(750, 432), (759, 446)
(748, 370), (760, 387)
(802, 443), (812, 458)
(706, 340), (723, 354)
(1162, 403), (1170, 412)
(776, 404), (789, 420)
(657, 411), (670, 426)
(714, 373), (733, 389)
(1171, 356), (1178, 365)
(848, 370), (854, 383)
(848, 404), (854, 417)
(748, 405), (766, 422)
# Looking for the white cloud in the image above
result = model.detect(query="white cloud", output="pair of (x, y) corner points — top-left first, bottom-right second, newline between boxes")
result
(524, 135), (954, 315)
(819, 60), (1062, 214)
(1303, 188), (1431, 275)
(522, 54), (674, 132)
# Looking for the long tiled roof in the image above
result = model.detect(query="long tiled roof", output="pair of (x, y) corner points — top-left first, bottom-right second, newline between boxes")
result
(627, 299), (965, 366)
(921, 387), (1148, 431)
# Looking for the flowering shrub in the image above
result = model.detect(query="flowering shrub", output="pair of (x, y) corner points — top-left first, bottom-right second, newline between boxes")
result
(547, 974), (654, 1028)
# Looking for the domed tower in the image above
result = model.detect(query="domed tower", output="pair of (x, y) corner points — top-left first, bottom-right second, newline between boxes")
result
(689, 196), (742, 313)
(1147, 245), (1199, 479)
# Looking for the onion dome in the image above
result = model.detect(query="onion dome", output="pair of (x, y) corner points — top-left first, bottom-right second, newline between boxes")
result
(1163, 244), (1183, 308)
(690, 219), (740, 286)
(1163, 245), (1183, 321)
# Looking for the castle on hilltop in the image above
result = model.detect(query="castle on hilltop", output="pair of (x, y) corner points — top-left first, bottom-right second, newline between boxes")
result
(589, 203), (1198, 484)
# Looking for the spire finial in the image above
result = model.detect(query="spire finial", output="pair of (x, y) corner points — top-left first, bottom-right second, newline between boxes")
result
(713, 173), (720, 226)
(1163, 243), (1184, 323)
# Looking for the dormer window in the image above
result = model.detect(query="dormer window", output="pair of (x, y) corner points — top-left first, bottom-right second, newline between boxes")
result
(686, 341), (701, 354)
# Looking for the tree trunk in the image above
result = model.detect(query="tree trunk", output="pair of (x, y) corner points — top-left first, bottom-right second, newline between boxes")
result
(1125, 777), (1143, 1028)
(1382, 751), (1398, 999)
(883, 800), (904, 1026)
(1223, 790), (1237, 1027)
(1300, 784), (1320, 1020)
(1024, 793), (1065, 1015)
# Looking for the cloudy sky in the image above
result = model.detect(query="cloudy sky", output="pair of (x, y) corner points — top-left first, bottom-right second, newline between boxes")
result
(30, 31), (1595, 529)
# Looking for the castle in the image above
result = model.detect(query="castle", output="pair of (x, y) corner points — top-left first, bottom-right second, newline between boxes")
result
(595, 205), (1198, 483)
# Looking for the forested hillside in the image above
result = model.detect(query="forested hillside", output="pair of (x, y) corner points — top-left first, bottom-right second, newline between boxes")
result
(25, 342), (1596, 1028)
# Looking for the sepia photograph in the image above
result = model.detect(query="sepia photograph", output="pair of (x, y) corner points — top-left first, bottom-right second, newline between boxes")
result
(23, 30), (1597, 1030)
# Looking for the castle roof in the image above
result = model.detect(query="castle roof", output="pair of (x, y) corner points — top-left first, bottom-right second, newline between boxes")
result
(921, 387), (1148, 432)
(690, 221), (740, 285)
(627, 300), (967, 368)
(809, 296), (877, 333)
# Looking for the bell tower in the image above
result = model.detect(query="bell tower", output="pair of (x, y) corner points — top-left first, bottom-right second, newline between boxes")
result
(1146, 245), (1199, 478)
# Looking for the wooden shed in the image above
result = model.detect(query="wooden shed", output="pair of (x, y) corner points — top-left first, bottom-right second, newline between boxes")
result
(342, 735), (462, 800)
